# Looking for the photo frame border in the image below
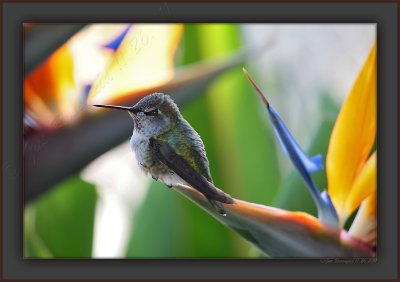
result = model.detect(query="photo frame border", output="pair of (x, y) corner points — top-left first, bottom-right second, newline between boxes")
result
(2, 1), (398, 280)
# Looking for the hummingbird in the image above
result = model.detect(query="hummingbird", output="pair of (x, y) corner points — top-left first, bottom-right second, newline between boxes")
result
(93, 93), (235, 215)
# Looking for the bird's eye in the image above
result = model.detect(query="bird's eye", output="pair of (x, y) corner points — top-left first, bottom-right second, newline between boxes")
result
(144, 109), (158, 116)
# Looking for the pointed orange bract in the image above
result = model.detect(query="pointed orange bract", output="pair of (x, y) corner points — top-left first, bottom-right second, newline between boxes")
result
(174, 184), (374, 257)
(326, 43), (376, 225)
(344, 151), (376, 218)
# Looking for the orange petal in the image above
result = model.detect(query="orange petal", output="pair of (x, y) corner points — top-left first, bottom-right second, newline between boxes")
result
(24, 44), (77, 128)
(344, 151), (376, 218)
(326, 43), (376, 224)
(88, 24), (183, 105)
(24, 81), (59, 128)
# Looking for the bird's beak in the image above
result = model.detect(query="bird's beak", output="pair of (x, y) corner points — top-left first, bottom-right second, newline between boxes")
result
(93, 104), (139, 114)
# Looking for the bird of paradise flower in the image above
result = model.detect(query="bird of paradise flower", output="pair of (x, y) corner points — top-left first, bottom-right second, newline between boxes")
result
(175, 43), (376, 257)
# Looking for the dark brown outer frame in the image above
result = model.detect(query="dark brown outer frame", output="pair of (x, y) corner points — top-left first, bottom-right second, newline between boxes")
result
(1, 1), (399, 281)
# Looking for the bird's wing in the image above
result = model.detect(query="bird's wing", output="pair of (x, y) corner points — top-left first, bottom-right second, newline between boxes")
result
(150, 137), (235, 204)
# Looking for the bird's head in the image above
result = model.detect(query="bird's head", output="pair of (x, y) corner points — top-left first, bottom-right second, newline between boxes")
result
(93, 93), (181, 137)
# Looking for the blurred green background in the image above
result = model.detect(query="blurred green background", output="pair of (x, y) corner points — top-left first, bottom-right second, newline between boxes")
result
(23, 23), (375, 258)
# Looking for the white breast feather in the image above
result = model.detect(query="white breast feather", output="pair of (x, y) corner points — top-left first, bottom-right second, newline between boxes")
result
(130, 130), (185, 187)
(130, 130), (149, 167)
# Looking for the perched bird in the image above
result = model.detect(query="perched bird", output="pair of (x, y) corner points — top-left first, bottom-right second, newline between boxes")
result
(93, 93), (235, 215)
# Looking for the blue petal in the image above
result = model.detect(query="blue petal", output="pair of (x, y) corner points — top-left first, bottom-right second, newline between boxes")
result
(306, 154), (324, 174)
(103, 25), (131, 51)
(320, 191), (339, 226)
(268, 106), (324, 175)
(267, 105), (338, 226)
(24, 113), (39, 129)
(82, 83), (92, 103)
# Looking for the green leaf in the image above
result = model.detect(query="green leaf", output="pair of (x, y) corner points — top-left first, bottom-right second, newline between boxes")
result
(24, 206), (53, 258)
(24, 175), (97, 258)
(125, 181), (186, 257)
(125, 181), (237, 257)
